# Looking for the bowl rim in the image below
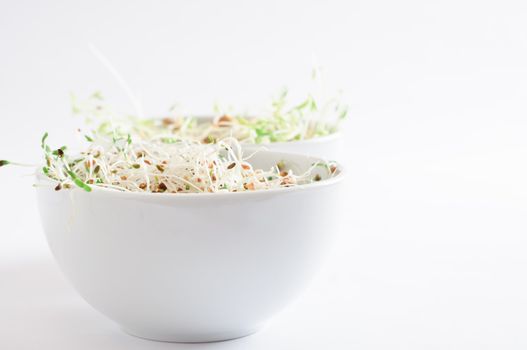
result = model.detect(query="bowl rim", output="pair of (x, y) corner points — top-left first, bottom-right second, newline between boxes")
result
(35, 150), (347, 200)
(241, 131), (342, 147)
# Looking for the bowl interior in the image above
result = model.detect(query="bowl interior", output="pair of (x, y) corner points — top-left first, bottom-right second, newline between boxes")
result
(243, 150), (340, 182)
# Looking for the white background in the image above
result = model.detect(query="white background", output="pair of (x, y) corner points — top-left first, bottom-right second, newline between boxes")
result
(1, 1), (527, 349)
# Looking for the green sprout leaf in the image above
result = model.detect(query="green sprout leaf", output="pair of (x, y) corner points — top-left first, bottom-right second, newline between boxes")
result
(52, 146), (67, 158)
(295, 98), (310, 110)
(66, 170), (92, 192)
(309, 96), (317, 111)
(41, 132), (49, 149)
(161, 137), (178, 144)
(339, 106), (349, 120)
(0, 160), (10, 167)
(91, 91), (103, 100)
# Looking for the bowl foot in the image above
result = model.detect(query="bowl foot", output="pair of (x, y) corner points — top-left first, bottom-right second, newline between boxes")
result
(121, 326), (263, 343)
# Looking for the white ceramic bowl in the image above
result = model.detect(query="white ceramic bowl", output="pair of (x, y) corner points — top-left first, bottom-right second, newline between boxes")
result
(36, 150), (345, 343)
(191, 117), (343, 160)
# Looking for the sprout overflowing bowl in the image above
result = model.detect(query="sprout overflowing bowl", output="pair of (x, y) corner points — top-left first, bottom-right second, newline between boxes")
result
(32, 129), (338, 194)
(73, 81), (348, 145)
(2, 74), (345, 194)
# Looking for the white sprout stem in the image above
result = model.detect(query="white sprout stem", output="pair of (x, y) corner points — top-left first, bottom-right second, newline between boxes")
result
(89, 44), (145, 120)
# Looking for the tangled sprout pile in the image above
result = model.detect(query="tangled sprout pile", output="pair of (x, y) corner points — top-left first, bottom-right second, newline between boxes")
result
(38, 131), (337, 194)
(73, 86), (348, 145)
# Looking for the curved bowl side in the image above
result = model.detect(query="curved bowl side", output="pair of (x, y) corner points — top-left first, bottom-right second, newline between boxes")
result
(243, 132), (342, 161)
(36, 152), (345, 342)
